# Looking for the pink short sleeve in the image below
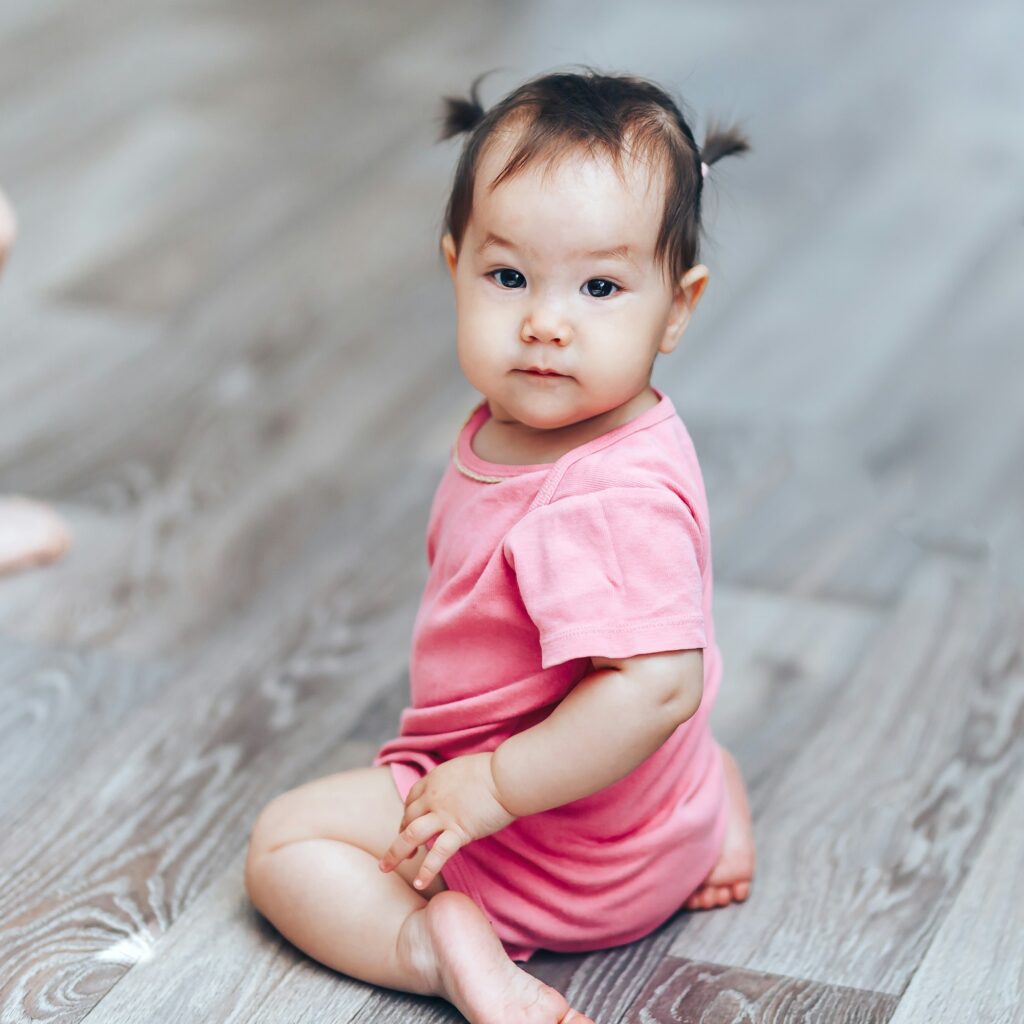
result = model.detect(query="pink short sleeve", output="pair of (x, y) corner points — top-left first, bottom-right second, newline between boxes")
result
(502, 486), (708, 669)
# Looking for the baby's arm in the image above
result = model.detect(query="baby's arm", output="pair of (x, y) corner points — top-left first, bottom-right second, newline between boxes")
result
(490, 649), (703, 818)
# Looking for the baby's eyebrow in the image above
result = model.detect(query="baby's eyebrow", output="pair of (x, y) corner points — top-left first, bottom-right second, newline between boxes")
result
(476, 231), (639, 267)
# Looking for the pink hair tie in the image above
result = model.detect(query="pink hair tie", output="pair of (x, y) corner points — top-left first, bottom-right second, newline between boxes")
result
(701, 161), (710, 179)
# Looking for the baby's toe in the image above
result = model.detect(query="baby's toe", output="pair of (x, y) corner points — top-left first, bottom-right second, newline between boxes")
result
(688, 887), (714, 910)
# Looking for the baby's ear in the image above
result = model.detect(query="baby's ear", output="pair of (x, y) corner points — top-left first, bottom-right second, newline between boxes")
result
(661, 265), (709, 353)
(671, 265), (708, 321)
(441, 233), (458, 280)
(678, 264), (709, 310)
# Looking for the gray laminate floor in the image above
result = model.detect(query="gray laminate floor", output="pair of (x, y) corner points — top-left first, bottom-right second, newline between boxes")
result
(1, 1), (1022, 1021)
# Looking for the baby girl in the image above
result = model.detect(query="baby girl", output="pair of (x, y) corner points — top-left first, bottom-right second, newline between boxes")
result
(245, 67), (755, 1023)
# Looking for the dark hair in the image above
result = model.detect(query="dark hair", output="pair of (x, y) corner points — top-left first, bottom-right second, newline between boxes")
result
(436, 65), (750, 289)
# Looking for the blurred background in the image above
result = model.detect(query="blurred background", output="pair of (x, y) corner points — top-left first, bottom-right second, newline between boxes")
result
(1, 1), (1022, 1022)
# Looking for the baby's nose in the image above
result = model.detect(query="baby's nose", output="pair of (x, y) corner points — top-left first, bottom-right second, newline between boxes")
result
(520, 312), (572, 345)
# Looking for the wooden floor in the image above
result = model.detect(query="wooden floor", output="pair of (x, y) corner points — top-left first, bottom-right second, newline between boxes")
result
(1, 1), (1022, 1021)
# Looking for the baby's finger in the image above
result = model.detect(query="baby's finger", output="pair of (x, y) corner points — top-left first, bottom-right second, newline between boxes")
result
(412, 829), (462, 891)
(379, 812), (440, 872)
(399, 794), (428, 833)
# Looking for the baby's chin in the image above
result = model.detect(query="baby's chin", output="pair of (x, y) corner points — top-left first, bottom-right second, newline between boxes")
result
(500, 395), (621, 436)
(497, 385), (580, 421)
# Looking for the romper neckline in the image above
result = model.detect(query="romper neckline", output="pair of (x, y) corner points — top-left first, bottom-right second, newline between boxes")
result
(452, 386), (676, 483)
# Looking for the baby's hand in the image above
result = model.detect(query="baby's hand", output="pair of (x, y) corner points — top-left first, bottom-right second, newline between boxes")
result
(378, 751), (517, 892)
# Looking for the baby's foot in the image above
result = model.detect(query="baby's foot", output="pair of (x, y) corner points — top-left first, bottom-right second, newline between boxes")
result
(417, 890), (595, 1024)
(0, 186), (16, 270)
(684, 743), (755, 910)
(0, 496), (73, 577)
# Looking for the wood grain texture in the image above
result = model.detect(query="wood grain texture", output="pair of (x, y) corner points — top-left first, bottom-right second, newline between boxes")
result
(621, 957), (898, 1024)
(888, 769), (1024, 1023)
(0, 637), (178, 830)
(669, 554), (1024, 994)
(1, 0), (1021, 1021)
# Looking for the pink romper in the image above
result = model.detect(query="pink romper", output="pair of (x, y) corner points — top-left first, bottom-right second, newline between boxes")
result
(372, 386), (729, 962)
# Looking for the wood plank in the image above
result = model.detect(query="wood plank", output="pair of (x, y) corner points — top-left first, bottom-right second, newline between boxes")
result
(0, 106), (246, 304)
(888, 769), (1024, 1023)
(0, 23), (488, 658)
(0, 582), (421, 1021)
(73, 751), (388, 1024)
(0, 10), (253, 185)
(0, 283), (466, 655)
(621, 956), (897, 1023)
(687, 415), (924, 607)
(668, 554), (1024, 994)
(852, 218), (1024, 538)
(0, 637), (177, 829)
(675, 0), (1024, 426)
(0, 304), (162, 461)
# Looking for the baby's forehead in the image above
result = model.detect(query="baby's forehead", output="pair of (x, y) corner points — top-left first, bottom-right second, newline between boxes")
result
(471, 141), (667, 251)
(479, 131), (666, 202)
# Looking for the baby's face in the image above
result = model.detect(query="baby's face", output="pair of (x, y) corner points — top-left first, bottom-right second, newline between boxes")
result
(443, 132), (706, 433)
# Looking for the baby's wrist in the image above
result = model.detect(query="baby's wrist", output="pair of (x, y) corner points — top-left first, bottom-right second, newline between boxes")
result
(488, 745), (523, 818)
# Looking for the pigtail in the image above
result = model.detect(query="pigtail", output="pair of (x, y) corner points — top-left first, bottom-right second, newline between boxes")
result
(700, 116), (752, 172)
(438, 69), (503, 141)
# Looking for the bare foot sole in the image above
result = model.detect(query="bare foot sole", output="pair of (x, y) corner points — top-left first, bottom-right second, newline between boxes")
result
(421, 890), (596, 1024)
(0, 496), (73, 577)
(684, 743), (756, 910)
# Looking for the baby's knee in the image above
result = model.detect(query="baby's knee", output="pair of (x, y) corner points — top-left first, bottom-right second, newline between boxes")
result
(243, 794), (292, 886)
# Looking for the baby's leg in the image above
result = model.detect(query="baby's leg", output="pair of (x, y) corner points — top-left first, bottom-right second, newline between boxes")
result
(244, 766), (597, 1024)
(244, 765), (448, 995)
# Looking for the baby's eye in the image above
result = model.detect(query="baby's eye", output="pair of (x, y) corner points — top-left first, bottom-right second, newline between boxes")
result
(488, 268), (526, 289)
(584, 278), (620, 298)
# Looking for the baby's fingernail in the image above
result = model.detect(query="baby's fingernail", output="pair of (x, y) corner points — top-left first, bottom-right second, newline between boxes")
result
(414, 878), (424, 888)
